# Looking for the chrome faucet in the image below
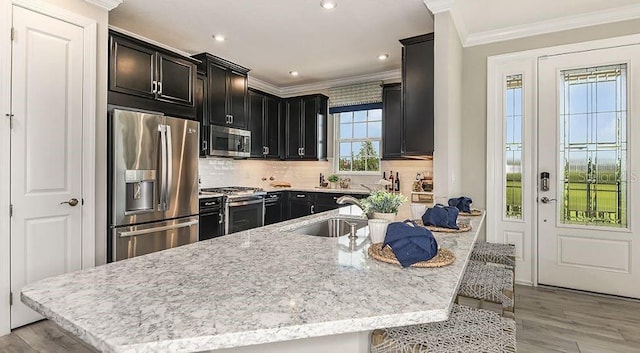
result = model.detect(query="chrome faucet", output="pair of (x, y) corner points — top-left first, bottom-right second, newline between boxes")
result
(336, 195), (365, 211)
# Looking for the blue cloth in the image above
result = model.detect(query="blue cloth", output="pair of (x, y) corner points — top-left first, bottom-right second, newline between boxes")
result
(422, 204), (459, 230)
(448, 197), (473, 213)
(383, 220), (439, 268)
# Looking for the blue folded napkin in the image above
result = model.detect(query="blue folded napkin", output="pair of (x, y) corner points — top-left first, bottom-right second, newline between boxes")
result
(383, 220), (438, 268)
(422, 204), (459, 229)
(448, 196), (473, 213)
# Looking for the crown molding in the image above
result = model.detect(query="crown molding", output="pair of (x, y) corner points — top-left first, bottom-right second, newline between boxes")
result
(247, 77), (281, 97)
(423, 0), (453, 14)
(464, 3), (640, 47)
(108, 25), (195, 59)
(278, 69), (402, 98)
(84, 0), (122, 11)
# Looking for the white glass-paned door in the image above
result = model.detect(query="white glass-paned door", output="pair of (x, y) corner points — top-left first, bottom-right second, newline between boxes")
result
(538, 45), (640, 298)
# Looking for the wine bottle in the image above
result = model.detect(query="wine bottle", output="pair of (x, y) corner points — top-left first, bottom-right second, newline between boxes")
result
(382, 172), (387, 191)
(394, 172), (400, 192)
(388, 171), (394, 192)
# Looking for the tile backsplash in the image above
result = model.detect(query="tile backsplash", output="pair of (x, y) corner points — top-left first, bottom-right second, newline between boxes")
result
(199, 157), (433, 197)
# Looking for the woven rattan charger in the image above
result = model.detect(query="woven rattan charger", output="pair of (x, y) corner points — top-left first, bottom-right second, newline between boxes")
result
(459, 209), (482, 216)
(368, 243), (456, 268)
(414, 219), (472, 233)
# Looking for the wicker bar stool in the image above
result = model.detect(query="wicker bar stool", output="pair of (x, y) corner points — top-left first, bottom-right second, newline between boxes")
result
(457, 261), (514, 317)
(370, 304), (516, 353)
(471, 241), (516, 268)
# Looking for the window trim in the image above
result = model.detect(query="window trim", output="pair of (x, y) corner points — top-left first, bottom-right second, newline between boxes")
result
(333, 107), (383, 175)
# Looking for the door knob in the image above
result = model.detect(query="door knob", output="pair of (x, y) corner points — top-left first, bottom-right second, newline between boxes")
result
(60, 198), (79, 206)
(540, 197), (556, 204)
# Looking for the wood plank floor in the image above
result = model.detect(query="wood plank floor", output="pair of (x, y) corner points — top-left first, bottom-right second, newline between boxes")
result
(1, 285), (639, 352)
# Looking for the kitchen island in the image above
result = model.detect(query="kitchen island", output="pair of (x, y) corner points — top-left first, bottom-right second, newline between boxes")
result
(22, 206), (485, 353)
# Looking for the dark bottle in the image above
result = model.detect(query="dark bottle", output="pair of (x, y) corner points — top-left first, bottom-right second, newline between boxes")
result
(394, 172), (400, 192)
(388, 171), (394, 192)
(382, 172), (387, 191)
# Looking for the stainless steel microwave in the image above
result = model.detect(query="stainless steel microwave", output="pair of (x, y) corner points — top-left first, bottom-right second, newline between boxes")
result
(210, 125), (251, 157)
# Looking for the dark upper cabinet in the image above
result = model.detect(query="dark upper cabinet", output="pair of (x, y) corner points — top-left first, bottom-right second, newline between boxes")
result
(195, 74), (208, 156)
(285, 94), (328, 160)
(400, 33), (434, 156)
(285, 98), (303, 159)
(248, 89), (282, 158)
(382, 83), (403, 159)
(248, 90), (266, 157)
(108, 31), (197, 114)
(192, 53), (250, 129)
(265, 96), (282, 159)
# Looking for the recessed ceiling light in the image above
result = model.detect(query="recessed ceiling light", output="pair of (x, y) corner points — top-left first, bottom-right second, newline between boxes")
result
(212, 34), (226, 42)
(320, 0), (337, 9)
(378, 54), (389, 61)
(289, 71), (299, 77)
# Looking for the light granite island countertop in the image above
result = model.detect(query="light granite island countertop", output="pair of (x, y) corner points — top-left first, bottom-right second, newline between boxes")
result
(22, 206), (485, 353)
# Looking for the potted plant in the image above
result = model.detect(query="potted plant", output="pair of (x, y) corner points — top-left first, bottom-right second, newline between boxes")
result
(327, 174), (339, 189)
(361, 190), (407, 221)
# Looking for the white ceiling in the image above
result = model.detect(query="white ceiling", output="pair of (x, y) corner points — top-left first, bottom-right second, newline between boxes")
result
(109, 0), (434, 87)
(454, 0), (640, 35)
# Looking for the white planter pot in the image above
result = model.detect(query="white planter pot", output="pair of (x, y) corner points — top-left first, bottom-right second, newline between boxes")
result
(371, 212), (396, 222)
(368, 219), (390, 243)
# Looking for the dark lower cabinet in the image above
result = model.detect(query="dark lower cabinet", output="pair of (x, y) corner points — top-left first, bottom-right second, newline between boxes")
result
(287, 192), (314, 219)
(264, 192), (286, 225)
(400, 33), (434, 156)
(108, 30), (197, 119)
(382, 83), (402, 159)
(199, 197), (224, 241)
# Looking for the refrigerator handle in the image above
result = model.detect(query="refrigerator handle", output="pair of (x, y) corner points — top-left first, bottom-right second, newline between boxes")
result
(159, 124), (168, 211)
(118, 220), (199, 238)
(165, 124), (174, 209)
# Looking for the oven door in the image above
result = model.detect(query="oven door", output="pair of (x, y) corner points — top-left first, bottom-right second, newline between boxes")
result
(226, 197), (264, 234)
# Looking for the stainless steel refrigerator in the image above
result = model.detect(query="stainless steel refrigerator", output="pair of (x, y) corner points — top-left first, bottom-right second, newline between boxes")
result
(108, 109), (199, 262)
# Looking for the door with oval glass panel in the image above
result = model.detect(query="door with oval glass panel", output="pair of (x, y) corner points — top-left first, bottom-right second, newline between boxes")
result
(538, 45), (640, 298)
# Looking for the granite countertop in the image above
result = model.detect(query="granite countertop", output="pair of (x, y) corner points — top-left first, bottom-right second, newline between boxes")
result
(22, 206), (484, 353)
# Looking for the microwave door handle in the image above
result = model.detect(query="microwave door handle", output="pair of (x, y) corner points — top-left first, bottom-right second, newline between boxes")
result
(165, 124), (173, 209)
(158, 124), (167, 211)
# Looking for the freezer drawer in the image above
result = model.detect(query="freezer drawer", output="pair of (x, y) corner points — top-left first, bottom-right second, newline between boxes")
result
(112, 216), (198, 262)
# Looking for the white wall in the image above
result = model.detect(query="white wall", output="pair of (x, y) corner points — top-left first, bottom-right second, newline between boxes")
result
(433, 11), (463, 202)
(461, 18), (640, 211)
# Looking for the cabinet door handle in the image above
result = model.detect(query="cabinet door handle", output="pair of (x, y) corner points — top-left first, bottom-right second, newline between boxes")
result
(157, 81), (163, 95)
(202, 140), (208, 152)
(310, 205), (315, 214)
(152, 81), (157, 94)
(296, 194), (305, 198)
(265, 146), (269, 155)
(229, 115), (234, 124)
(218, 212), (223, 224)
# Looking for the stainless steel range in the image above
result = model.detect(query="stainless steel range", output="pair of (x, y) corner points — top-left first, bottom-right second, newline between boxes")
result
(201, 187), (266, 234)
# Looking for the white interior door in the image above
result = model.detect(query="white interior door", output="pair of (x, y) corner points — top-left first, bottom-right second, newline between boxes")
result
(538, 45), (640, 298)
(10, 6), (85, 328)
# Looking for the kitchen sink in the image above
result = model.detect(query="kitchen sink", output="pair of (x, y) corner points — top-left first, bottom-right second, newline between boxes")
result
(290, 217), (368, 237)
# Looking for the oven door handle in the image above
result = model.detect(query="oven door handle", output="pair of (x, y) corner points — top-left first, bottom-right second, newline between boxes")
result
(227, 198), (264, 207)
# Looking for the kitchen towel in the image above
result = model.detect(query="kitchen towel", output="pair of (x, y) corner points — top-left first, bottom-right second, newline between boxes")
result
(422, 204), (459, 229)
(383, 220), (438, 267)
(448, 196), (473, 213)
